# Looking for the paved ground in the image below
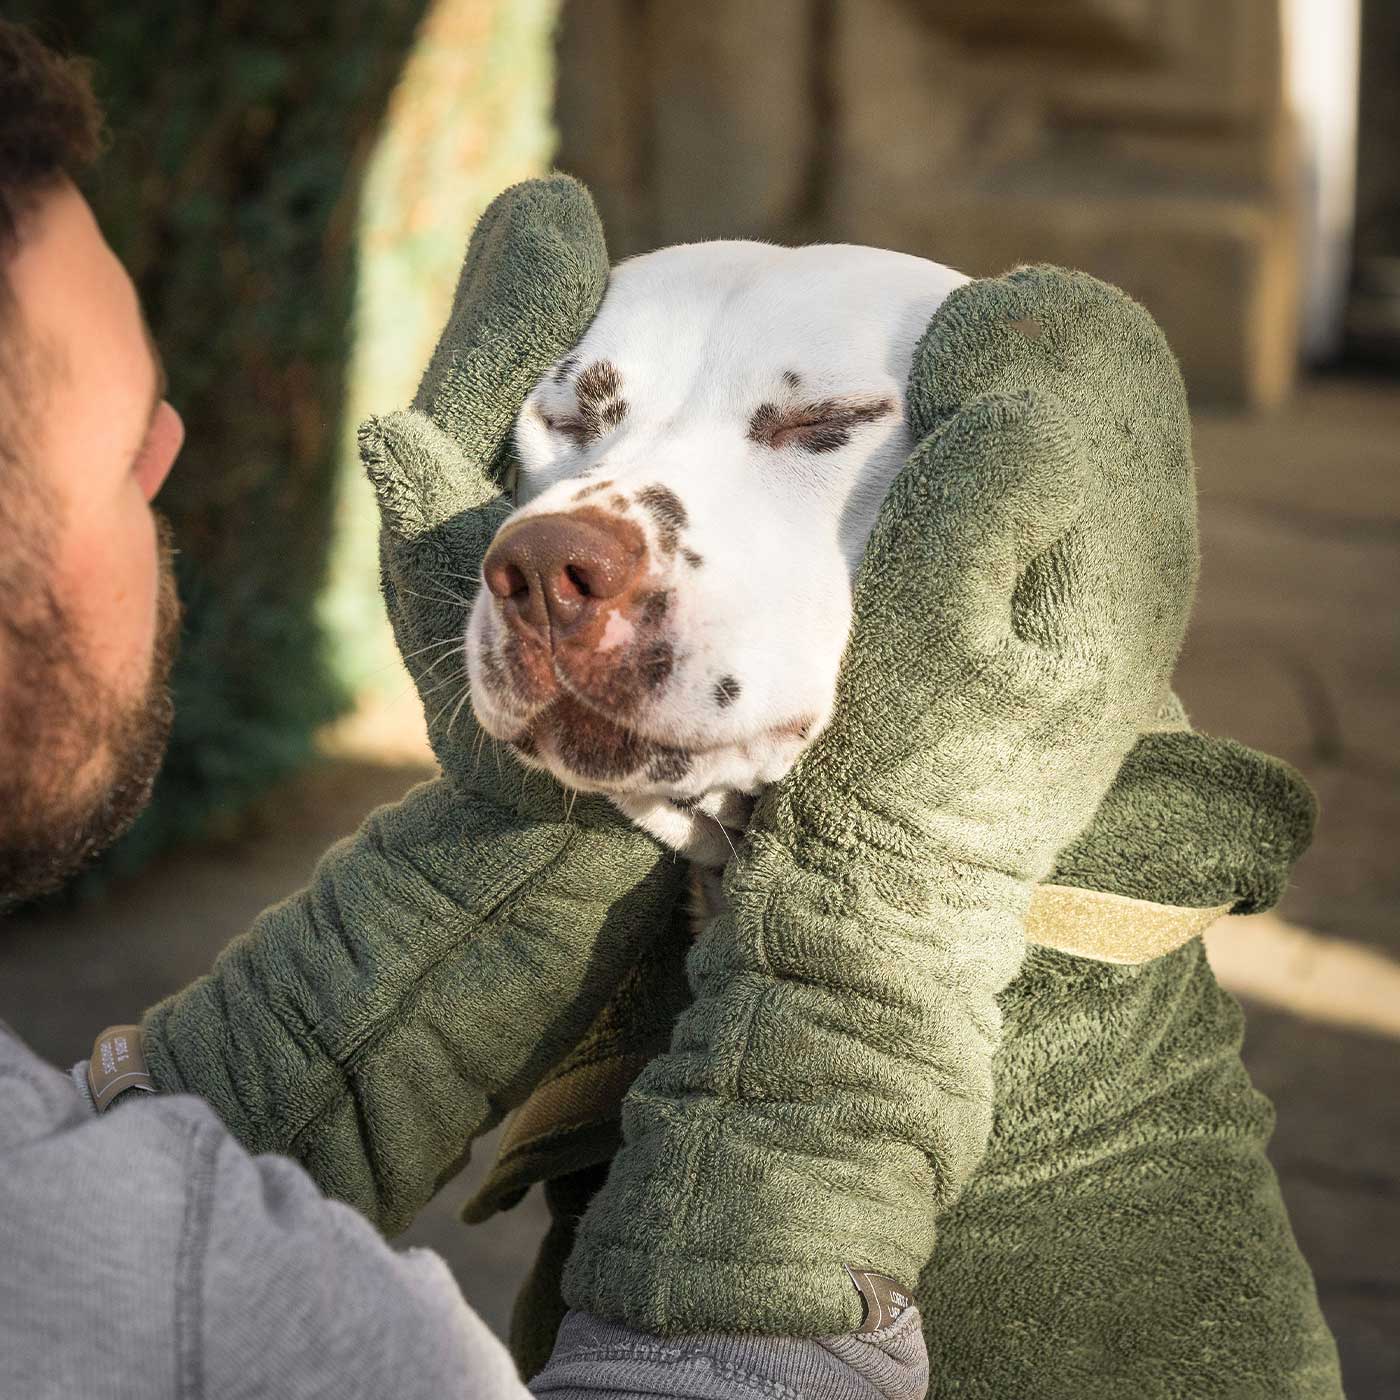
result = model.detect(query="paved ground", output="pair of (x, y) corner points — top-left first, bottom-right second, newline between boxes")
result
(3, 374), (1397, 1393)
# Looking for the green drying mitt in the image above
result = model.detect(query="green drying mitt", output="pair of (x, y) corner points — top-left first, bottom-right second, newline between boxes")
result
(561, 265), (1200, 1335)
(138, 177), (690, 1235)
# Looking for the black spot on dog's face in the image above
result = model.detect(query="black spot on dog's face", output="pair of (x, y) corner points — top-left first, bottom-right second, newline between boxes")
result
(748, 401), (783, 447)
(574, 361), (629, 443)
(682, 548), (703, 570)
(553, 355), (579, 385)
(640, 590), (671, 625)
(748, 395), (896, 454)
(536, 697), (692, 789)
(646, 748), (693, 784)
(544, 359), (629, 447)
(713, 674), (741, 709)
(636, 484), (688, 554)
(575, 359), (622, 405)
(640, 640), (674, 691)
(782, 369), (801, 390)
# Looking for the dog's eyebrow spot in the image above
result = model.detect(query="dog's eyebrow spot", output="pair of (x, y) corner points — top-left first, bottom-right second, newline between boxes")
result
(553, 355), (579, 385)
(748, 395), (897, 454)
(576, 360), (622, 405)
(713, 675), (741, 709)
(781, 369), (801, 390)
(636, 484), (688, 554)
(549, 360), (629, 448)
(682, 548), (704, 569)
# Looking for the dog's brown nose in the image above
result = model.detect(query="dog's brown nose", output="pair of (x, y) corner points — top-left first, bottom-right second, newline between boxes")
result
(483, 511), (645, 642)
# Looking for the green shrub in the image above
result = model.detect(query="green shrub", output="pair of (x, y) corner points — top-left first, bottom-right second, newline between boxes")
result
(17, 2), (431, 878)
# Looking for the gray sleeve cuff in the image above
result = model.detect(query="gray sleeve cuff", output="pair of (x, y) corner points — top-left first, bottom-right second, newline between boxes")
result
(69, 1060), (96, 1114)
(530, 1309), (928, 1400)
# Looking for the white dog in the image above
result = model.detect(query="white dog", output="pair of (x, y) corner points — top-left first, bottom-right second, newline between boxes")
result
(466, 240), (968, 861)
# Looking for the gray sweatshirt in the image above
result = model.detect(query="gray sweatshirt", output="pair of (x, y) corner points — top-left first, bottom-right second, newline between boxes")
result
(0, 1024), (927, 1399)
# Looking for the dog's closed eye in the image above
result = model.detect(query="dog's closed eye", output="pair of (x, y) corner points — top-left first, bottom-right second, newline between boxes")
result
(747, 395), (897, 454)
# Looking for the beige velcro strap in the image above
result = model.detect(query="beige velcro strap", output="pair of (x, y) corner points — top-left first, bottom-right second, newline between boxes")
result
(1025, 884), (1231, 965)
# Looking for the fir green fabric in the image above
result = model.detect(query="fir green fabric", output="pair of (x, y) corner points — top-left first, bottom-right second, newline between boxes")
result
(915, 936), (1342, 1399)
(483, 726), (1343, 1397)
(561, 265), (1200, 1336)
(140, 176), (690, 1235)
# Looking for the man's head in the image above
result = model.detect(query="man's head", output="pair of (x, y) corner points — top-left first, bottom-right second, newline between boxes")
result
(467, 239), (968, 861)
(0, 22), (184, 904)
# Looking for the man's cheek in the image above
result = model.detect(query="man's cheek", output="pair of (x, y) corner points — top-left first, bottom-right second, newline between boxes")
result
(62, 503), (162, 694)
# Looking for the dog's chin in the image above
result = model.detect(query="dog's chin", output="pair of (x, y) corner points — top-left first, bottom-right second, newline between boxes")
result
(612, 790), (757, 867)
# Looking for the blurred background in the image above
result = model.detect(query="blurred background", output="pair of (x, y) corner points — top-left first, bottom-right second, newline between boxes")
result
(1, 0), (1396, 1393)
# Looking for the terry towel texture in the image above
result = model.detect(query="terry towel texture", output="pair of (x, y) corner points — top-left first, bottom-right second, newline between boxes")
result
(476, 725), (1343, 1398)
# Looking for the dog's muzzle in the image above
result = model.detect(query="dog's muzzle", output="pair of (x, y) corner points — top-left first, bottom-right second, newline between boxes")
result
(480, 507), (675, 717)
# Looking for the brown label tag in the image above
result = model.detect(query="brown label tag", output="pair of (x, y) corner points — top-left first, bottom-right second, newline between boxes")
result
(845, 1266), (915, 1335)
(88, 1025), (155, 1112)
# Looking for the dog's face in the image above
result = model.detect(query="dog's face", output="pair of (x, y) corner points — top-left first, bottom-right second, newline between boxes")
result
(467, 240), (967, 861)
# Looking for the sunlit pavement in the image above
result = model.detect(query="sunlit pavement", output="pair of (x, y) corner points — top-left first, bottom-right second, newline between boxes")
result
(3, 374), (1396, 1392)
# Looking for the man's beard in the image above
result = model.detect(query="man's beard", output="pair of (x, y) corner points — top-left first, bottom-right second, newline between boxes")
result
(0, 515), (181, 906)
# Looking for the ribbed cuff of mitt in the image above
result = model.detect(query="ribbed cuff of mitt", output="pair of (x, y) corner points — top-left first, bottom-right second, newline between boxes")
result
(531, 1308), (929, 1400)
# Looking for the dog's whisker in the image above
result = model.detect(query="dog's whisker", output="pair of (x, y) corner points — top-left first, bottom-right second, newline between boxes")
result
(426, 679), (470, 732)
(399, 634), (468, 663)
(432, 586), (474, 607)
(445, 686), (473, 740)
(418, 645), (467, 680)
(711, 815), (740, 864)
(423, 575), (475, 606)
(358, 638), (461, 682)
(397, 584), (470, 611)
(418, 666), (468, 699)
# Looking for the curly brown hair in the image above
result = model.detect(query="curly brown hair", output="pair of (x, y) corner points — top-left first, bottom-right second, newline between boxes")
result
(0, 22), (105, 605)
(0, 20), (104, 255)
